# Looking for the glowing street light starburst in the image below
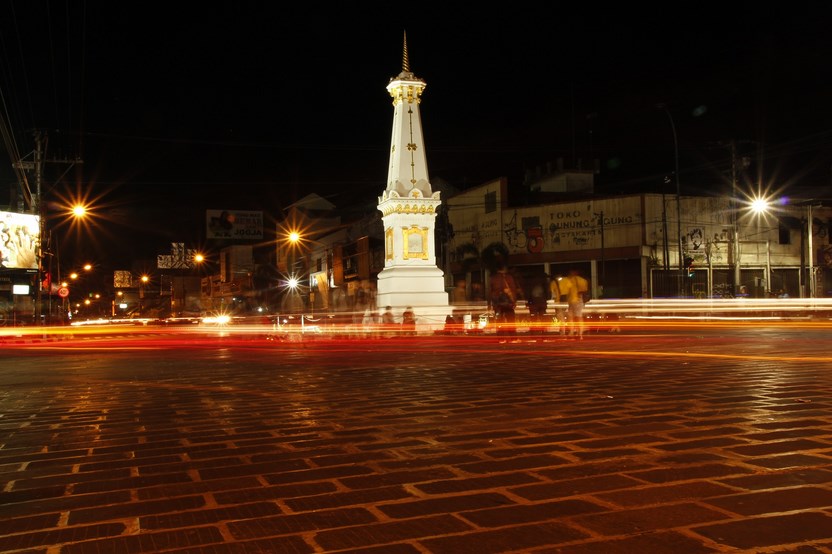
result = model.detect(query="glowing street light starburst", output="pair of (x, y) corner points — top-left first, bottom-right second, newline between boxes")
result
(750, 197), (770, 214)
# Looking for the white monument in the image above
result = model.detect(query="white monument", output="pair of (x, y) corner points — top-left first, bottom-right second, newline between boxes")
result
(376, 33), (450, 327)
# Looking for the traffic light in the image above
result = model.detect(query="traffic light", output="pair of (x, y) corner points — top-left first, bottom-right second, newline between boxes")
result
(684, 257), (695, 278)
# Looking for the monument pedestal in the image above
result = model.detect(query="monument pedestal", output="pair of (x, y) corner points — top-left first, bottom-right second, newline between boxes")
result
(376, 266), (451, 331)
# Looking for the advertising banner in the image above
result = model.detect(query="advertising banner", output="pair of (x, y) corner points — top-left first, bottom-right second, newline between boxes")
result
(114, 270), (133, 288)
(157, 243), (201, 269)
(0, 211), (39, 269)
(206, 210), (263, 240)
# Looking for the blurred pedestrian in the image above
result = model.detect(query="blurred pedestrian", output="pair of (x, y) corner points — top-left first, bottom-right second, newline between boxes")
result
(452, 279), (467, 304)
(364, 308), (380, 337)
(444, 313), (464, 335)
(550, 274), (567, 335)
(525, 270), (550, 333)
(490, 265), (521, 335)
(382, 305), (396, 336)
(401, 306), (416, 334)
(351, 287), (369, 337)
(560, 268), (589, 339)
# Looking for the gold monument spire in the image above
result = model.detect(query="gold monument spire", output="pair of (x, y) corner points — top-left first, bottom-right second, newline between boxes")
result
(402, 31), (410, 73)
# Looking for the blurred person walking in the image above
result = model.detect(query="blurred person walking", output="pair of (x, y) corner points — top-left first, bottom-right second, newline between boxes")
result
(401, 306), (416, 335)
(550, 274), (567, 335)
(525, 270), (550, 333)
(490, 265), (521, 335)
(560, 268), (589, 339)
(481, 242), (522, 337)
(382, 305), (396, 337)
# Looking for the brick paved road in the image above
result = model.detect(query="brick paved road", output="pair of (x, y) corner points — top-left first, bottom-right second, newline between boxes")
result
(1, 324), (832, 553)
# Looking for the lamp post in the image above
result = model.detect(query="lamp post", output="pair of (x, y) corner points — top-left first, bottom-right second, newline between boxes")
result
(594, 210), (605, 297)
(733, 204), (742, 297)
(284, 230), (308, 312)
(44, 204), (90, 323)
(797, 200), (821, 298)
(139, 274), (149, 317)
(188, 252), (205, 316)
(62, 262), (93, 321)
(727, 195), (772, 298)
(657, 104), (683, 295)
(24, 124), (83, 323)
(113, 290), (123, 317)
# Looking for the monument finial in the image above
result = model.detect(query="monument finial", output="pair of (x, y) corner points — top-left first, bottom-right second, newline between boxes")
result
(402, 31), (410, 73)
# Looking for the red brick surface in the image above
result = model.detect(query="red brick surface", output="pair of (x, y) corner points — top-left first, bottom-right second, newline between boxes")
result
(1, 327), (831, 552)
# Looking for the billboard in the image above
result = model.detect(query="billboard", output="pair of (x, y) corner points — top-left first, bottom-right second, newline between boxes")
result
(157, 243), (200, 269)
(114, 270), (133, 288)
(0, 211), (39, 269)
(206, 210), (263, 240)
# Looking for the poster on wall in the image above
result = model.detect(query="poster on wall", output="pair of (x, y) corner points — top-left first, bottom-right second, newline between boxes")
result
(114, 270), (133, 288)
(206, 210), (263, 240)
(819, 246), (832, 268)
(157, 243), (200, 269)
(0, 211), (39, 269)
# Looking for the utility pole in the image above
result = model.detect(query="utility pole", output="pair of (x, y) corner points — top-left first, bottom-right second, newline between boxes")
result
(656, 104), (683, 296)
(12, 130), (83, 324)
(594, 210), (605, 296)
(13, 131), (46, 324)
(808, 203), (814, 298)
(716, 138), (755, 297)
(11, 131), (44, 213)
(661, 187), (669, 271)
(731, 140), (741, 296)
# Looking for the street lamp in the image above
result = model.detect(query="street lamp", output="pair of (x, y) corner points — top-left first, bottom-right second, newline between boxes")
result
(593, 211), (605, 296)
(66, 264), (91, 280)
(742, 195), (822, 298)
(750, 197), (770, 214)
(281, 229), (310, 311)
(43, 204), (90, 324)
(139, 274), (149, 316)
(113, 290), (125, 317)
(39, 203), (88, 324)
(657, 104), (683, 295)
(807, 203), (816, 298)
(730, 194), (772, 297)
(177, 252), (206, 317)
(794, 200), (822, 298)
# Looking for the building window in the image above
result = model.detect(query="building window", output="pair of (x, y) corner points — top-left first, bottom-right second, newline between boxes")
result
(343, 243), (358, 278)
(522, 216), (540, 230)
(316, 257), (322, 272)
(778, 224), (790, 245)
(485, 191), (496, 214)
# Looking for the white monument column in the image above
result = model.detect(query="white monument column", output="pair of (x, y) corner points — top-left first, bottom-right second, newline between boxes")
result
(376, 33), (450, 322)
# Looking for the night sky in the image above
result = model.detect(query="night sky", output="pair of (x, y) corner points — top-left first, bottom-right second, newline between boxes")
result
(1, 3), (831, 269)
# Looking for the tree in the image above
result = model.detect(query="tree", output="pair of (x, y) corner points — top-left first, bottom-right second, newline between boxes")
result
(481, 242), (510, 272)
